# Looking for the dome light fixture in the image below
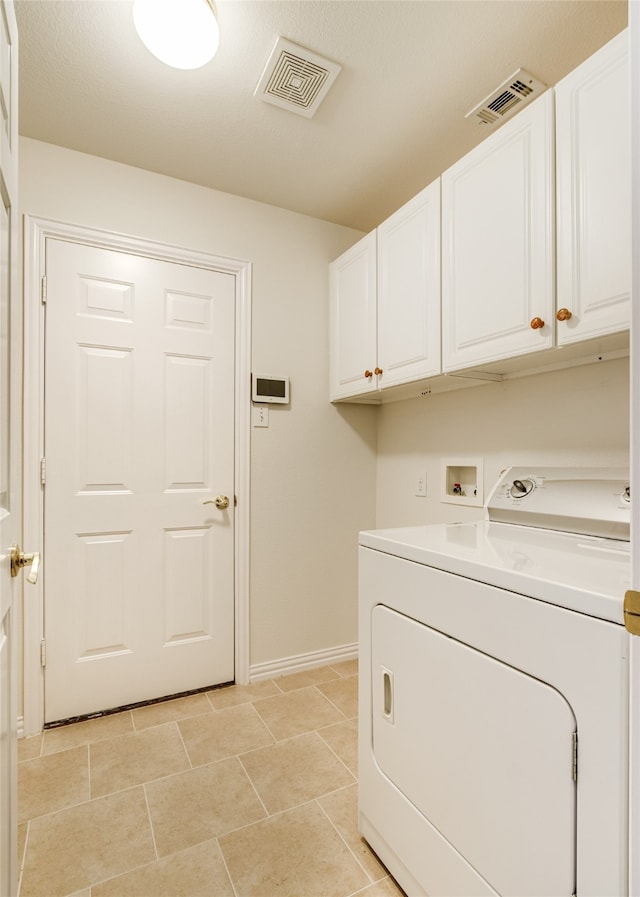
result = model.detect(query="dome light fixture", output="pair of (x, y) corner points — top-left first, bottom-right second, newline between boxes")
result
(133, 0), (220, 70)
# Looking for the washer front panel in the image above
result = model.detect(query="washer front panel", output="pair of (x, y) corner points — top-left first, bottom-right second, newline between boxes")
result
(358, 546), (629, 896)
(372, 604), (576, 896)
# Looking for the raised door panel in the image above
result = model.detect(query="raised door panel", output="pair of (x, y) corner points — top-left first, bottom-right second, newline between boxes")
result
(377, 179), (441, 387)
(442, 91), (555, 372)
(556, 30), (630, 345)
(329, 232), (377, 400)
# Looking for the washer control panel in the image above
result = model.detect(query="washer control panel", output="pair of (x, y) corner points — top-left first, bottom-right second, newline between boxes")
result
(487, 466), (630, 540)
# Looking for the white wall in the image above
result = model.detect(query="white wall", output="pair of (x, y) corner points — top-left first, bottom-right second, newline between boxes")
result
(19, 137), (377, 674)
(376, 357), (630, 528)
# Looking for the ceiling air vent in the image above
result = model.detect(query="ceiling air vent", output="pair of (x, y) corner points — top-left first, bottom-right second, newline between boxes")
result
(255, 37), (342, 119)
(465, 68), (547, 126)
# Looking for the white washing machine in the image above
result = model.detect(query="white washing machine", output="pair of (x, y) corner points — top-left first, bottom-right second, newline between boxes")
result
(358, 468), (631, 897)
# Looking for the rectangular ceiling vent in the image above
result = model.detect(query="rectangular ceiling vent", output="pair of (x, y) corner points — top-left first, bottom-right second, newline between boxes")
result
(255, 37), (342, 119)
(465, 68), (547, 126)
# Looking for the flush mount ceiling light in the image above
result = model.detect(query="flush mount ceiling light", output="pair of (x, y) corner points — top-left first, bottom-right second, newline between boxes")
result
(133, 0), (220, 70)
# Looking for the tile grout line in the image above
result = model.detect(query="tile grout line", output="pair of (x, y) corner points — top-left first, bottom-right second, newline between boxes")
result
(235, 754), (270, 819)
(315, 793), (383, 890)
(316, 676), (359, 716)
(203, 689), (217, 711)
(311, 683), (353, 722)
(16, 819), (29, 897)
(141, 781), (160, 863)
(315, 726), (358, 780)
(245, 698), (279, 744)
(215, 836), (241, 897)
(173, 717), (195, 770)
(86, 742), (92, 803)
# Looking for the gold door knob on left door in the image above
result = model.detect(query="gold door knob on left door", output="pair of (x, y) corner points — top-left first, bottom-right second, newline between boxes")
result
(202, 495), (230, 510)
(10, 545), (41, 584)
(530, 317), (545, 330)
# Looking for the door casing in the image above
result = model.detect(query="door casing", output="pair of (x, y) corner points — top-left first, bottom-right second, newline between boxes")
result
(630, 4), (640, 892)
(22, 216), (252, 736)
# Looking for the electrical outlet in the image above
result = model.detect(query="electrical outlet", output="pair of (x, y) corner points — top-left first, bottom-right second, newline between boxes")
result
(252, 405), (269, 428)
(415, 474), (427, 497)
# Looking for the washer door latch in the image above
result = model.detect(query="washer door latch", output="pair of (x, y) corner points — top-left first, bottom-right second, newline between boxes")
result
(624, 590), (640, 635)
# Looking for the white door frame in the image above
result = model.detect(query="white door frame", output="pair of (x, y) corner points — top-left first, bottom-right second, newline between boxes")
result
(22, 215), (252, 736)
(630, 3), (640, 892)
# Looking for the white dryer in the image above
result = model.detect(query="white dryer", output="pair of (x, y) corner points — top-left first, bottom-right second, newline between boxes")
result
(358, 468), (631, 897)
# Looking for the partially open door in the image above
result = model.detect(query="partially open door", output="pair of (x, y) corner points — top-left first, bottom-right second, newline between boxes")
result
(0, 3), (21, 894)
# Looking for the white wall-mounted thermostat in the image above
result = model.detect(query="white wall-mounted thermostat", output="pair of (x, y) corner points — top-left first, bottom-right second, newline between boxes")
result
(252, 373), (290, 404)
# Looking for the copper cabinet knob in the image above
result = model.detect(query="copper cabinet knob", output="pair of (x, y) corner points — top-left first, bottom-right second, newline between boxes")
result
(530, 317), (545, 330)
(364, 370), (373, 379)
(556, 308), (573, 322)
(374, 367), (383, 376)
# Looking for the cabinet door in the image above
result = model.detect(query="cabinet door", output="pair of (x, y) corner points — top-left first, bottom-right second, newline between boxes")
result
(329, 232), (377, 400)
(556, 31), (630, 345)
(377, 179), (441, 387)
(442, 91), (555, 372)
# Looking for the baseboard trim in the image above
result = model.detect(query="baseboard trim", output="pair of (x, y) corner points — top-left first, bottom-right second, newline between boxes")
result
(250, 643), (358, 682)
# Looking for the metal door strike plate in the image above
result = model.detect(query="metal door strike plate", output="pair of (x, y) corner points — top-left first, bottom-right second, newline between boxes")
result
(624, 590), (640, 636)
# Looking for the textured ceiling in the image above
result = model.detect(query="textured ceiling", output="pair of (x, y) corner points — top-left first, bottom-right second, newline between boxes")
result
(16, 0), (628, 232)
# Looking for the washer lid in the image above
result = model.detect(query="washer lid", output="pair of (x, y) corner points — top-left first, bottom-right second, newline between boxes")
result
(487, 467), (630, 540)
(359, 521), (630, 624)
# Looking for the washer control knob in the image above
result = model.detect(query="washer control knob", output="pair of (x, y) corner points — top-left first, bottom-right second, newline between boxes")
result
(510, 478), (534, 498)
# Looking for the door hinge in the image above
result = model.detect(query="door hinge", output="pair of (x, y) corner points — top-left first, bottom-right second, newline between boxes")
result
(41, 275), (47, 304)
(40, 457), (46, 487)
(572, 730), (578, 782)
(624, 590), (640, 635)
(40, 639), (46, 668)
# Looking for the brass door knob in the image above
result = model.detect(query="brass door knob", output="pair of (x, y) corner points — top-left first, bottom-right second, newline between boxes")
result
(530, 317), (545, 330)
(202, 495), (230, 510)
(374, 367), (383, 376)
(556, 308), (573, 322)
(364, 370), (373, 379)
(10, 545), (40, 584)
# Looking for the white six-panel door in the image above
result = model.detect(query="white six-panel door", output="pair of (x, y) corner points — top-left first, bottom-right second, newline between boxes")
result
(43, 239), (236, 722)
(0, 1), (18, 893)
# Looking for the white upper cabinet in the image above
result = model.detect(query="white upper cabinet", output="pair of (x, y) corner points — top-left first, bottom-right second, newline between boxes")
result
(441, 90), (555, 372)
(555, 31), (630, 345)
(377, 179), (441, 388)
(329, 31), (630, 402)
(330, 179), (441, 401)
(329, 231), (377, 400)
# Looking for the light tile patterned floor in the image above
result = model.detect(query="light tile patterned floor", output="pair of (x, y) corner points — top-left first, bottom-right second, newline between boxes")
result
(17, 661), (406, 897)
